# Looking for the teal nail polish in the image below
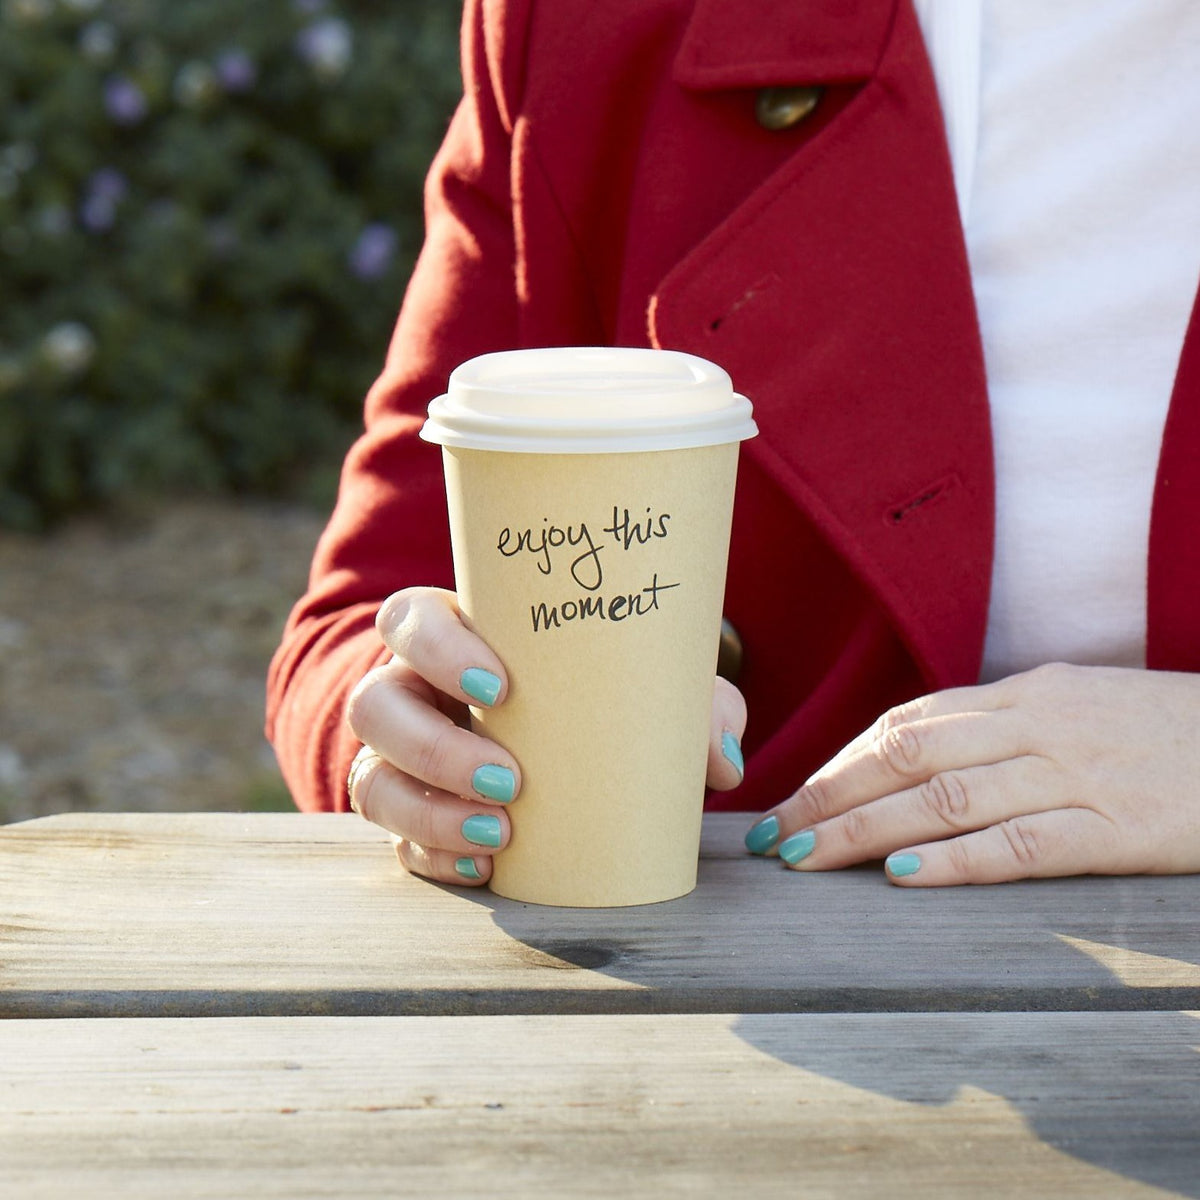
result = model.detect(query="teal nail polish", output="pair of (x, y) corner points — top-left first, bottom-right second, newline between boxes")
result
(462, 814), (502, 848)
(886, 852), (922, 878)
(779, 829), (816, 866)
(455, 857), (482, 881)
(472, 764), (516, 804)
(744, 815), (779, 855)
(461, 667), (501, 707)
(721, 730), (745, 779)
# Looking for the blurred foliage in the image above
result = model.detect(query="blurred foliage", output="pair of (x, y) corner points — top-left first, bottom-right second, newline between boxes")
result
(0, 0), (462, 529)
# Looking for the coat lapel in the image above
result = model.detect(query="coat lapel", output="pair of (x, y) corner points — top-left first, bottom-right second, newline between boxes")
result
(651, 0), (993, 689)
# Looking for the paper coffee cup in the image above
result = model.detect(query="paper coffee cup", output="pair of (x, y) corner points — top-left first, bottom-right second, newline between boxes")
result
(421, 347), (756, 906)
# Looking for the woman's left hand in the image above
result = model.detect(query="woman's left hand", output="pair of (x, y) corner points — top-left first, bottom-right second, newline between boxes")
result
(744, 663), (1200, 885)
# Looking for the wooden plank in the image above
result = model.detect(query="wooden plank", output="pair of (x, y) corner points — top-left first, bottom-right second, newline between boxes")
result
(1, 1012), (1197, 1199)
(1, 813), (1199, 1016)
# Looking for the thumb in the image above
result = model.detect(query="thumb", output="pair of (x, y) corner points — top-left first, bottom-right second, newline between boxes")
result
(707, 675), (748, 791)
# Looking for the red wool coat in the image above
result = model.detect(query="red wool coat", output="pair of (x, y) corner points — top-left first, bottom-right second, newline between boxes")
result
(266, 0), (1200, 815)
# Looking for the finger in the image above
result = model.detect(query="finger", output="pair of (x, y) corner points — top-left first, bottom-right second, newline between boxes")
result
(784, 708), (1032, 830)
(884, 807), (1122, 887)
(744, 706), (1032, 860)
(349, 751), (510, 855)
(377, 587), (508, 710)
(776, 754), (1050, 871)
(707, 676), (748, 790)
(347, 662), (521, 804)
(815, 679), (1017, 778)
(392, 836), (493, 888)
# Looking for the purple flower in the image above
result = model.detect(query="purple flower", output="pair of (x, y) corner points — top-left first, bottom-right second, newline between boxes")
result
(296, 17), (353, 80)
(215, 48), (257, 94)
(80, 167), (127, 232)
(88, 167), (128, 201)
(103, 75), (148, 126)
(348, 222), (398, 280)
(80, 193), (116, 232)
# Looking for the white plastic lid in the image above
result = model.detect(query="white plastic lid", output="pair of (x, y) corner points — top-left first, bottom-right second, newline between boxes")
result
(420, 347), (757, 453)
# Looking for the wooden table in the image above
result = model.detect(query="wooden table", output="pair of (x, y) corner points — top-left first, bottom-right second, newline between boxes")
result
(2, 812), (1198, 1198)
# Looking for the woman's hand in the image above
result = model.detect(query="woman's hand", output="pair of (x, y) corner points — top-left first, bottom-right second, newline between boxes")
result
(347, 586), (747, 886)
(744, 663), (1200, 886)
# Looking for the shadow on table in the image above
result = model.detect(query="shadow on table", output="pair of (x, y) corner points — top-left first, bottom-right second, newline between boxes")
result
(461, 849), (1200, 1198)
(730, 1006), (1200, 1198)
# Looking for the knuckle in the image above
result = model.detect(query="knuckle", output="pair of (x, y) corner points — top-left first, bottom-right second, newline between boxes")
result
(879, 696), (930, 734)
(799, 775), (839, 823)
(874, 722), (924, 777)
(412, 723), (457, 788)
(1020, 660), (1074, 696)
(404, 799), (441, 853)
(943, 836), (974, 878)
(395, 837), (436, 880)
(920, 771), (972, 829)
(999, 816), (1042, 867)
(421, 618), (460, 672)
(345, 668), (388, 741)
(838, 803), (872, 849)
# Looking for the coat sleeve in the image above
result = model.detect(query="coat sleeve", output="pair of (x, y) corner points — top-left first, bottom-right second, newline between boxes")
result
(265, 0), (532, 811)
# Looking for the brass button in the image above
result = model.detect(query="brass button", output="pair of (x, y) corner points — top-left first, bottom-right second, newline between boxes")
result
(755, 85), (823, 131)
(717, 617), (744, 683)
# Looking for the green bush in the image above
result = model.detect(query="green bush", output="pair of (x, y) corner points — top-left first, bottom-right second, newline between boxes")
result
(0, 0), (462, 529)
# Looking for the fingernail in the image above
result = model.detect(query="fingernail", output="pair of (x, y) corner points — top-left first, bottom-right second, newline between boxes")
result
(461, 667), (502, 707)
(721, 730), (744, 779)
(886, 852), (922, 878)
(455, 857), (482, 881)
(779, 829), (816, 865)
(744, 815), (779, 855)
(472, 764), (516, 804)
(462, 814), (502, 848)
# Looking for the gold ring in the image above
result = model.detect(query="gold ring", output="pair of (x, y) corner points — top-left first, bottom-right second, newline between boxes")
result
(346, 744), (382, 814)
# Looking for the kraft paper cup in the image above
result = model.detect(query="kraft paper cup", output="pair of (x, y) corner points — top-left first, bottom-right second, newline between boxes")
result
(421, 347), (756, 907)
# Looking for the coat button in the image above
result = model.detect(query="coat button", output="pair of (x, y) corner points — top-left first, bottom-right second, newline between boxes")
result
(755, 85), (823, 131)
(717, 617), (744, 683)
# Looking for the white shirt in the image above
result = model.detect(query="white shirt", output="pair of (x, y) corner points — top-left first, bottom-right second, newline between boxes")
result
(913, 0), (1200, 682)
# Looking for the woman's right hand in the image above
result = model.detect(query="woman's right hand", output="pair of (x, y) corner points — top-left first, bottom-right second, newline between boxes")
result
(345, 587), (521, 887)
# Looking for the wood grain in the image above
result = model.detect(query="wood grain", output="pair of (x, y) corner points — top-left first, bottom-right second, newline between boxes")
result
(2, 813), (1199, 1016)
(1, 1012), (1197, 1199)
